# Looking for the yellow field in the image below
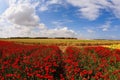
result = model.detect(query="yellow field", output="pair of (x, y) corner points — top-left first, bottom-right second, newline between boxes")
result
(105, 44), (120, 49)
(1, 39), (120, 46)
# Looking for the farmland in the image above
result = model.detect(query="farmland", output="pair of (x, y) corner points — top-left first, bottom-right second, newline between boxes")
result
(0, 39), (120, 80)
(1, 0), (120, 80)
(1, 38), (120, 46)
(1, 38), (120, 51)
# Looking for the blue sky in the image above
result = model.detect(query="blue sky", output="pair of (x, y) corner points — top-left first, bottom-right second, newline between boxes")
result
(0, 0), (120, 39)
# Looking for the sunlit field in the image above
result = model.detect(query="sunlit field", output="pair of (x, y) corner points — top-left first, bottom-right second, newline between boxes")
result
(105, 44), (120, 50)
(2, 39), (120, 51)
(1, 0), (120, 80)
(2, 38), (120, 46)
(0, 39), (120, 80)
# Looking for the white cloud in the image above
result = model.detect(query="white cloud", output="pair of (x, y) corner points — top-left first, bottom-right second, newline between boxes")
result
(9, 0), (120, 20)
(39, 5), (48, 11)
(39, 0), (64, 11)
(66, 0), (120, 20)
(87, 29), (95, 33)
(52, 19), (73, 27)
(78, 6), (100, 20)
(99, 21), (111, 31)
(46, 27), (76, 37)
(66, 0), (112, 20)
(32, 27), (76, 37)
(3, 3), (40, 27)
(38, 0), (120, 20)
(0, 17), (76, 38)
(111, 0), (120, 18)
(0, 0), (77, 38)
(6, 0), (120, 21)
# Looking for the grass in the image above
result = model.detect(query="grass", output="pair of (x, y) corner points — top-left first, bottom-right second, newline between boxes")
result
(1, 39), (120, 45)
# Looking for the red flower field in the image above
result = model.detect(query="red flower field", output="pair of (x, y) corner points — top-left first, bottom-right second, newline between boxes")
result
(0, 41), (120, 80)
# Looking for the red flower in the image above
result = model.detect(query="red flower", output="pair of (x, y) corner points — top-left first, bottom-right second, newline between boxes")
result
(36, 74), (44, 79)
(88, 70), (92, 75)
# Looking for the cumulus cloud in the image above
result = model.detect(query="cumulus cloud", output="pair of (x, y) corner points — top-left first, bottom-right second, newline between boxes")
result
(0, 17), (76, 38)
(2, 0), (120, 38)
(45, 27), (76, 37)
(3, 3), (40, 27)
(7, 0), (120, 20)
(32, 27), (76, 37)
(0, 0), (77, 38)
